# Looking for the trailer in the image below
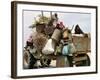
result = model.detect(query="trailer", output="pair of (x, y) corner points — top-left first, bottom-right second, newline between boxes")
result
(72, 34), (91, 66)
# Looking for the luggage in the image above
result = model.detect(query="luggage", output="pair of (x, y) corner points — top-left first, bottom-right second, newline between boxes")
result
(42, 39), (56, 54)
(36, 23), (46, 33)
(33, 33), (47, 50)
(44, 25), (55, 36)
(51, 29), (62, 43)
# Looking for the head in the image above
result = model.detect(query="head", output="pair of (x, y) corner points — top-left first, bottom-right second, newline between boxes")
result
(62, 28), (71, 41)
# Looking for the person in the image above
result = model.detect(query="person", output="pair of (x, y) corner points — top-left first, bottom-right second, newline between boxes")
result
(26, 35), (33, 49)
(75, 24), (84, 34)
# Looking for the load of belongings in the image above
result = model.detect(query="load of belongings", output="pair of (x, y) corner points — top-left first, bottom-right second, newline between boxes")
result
(23, 12), (89, 69)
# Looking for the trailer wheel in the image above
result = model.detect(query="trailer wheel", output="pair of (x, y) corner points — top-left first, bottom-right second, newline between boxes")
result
(76, 54), (90, 66)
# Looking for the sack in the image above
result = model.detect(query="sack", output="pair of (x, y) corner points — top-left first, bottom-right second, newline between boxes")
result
(42, 39), (55, 54)
(36, 23), (45, 33)
(44, 25), (55, 36)
(62, 45), (69, 55)
(51, 29), (61, 43)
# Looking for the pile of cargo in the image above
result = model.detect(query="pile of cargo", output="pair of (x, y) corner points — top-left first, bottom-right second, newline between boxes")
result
(23, 13), (90, 69)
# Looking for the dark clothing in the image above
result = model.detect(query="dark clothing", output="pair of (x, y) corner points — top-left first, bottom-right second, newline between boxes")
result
(26, 41), (33, 48)
(75, 24), (84, 34)
(67, 55), (73, 67)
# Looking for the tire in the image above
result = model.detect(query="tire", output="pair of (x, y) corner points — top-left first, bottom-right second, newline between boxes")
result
(76, 54), (90, 66)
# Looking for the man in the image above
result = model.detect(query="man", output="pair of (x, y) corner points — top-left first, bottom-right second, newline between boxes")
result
(75, 24), (84, 34)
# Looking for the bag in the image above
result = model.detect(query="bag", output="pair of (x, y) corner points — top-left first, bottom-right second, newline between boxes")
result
(51, 29), (61, 43)
(36, 23), (45, 33)
(44, 25), (55, 36)
(42, 39), (55, 54)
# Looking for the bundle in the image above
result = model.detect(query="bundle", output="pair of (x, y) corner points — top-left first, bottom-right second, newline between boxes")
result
(33, 33), (48, 51)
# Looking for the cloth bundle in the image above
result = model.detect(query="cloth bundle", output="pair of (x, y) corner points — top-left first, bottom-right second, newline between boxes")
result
(42, 39), (56, 54)
(33, 33), (47, 50)
(51, 29), (62, 43)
